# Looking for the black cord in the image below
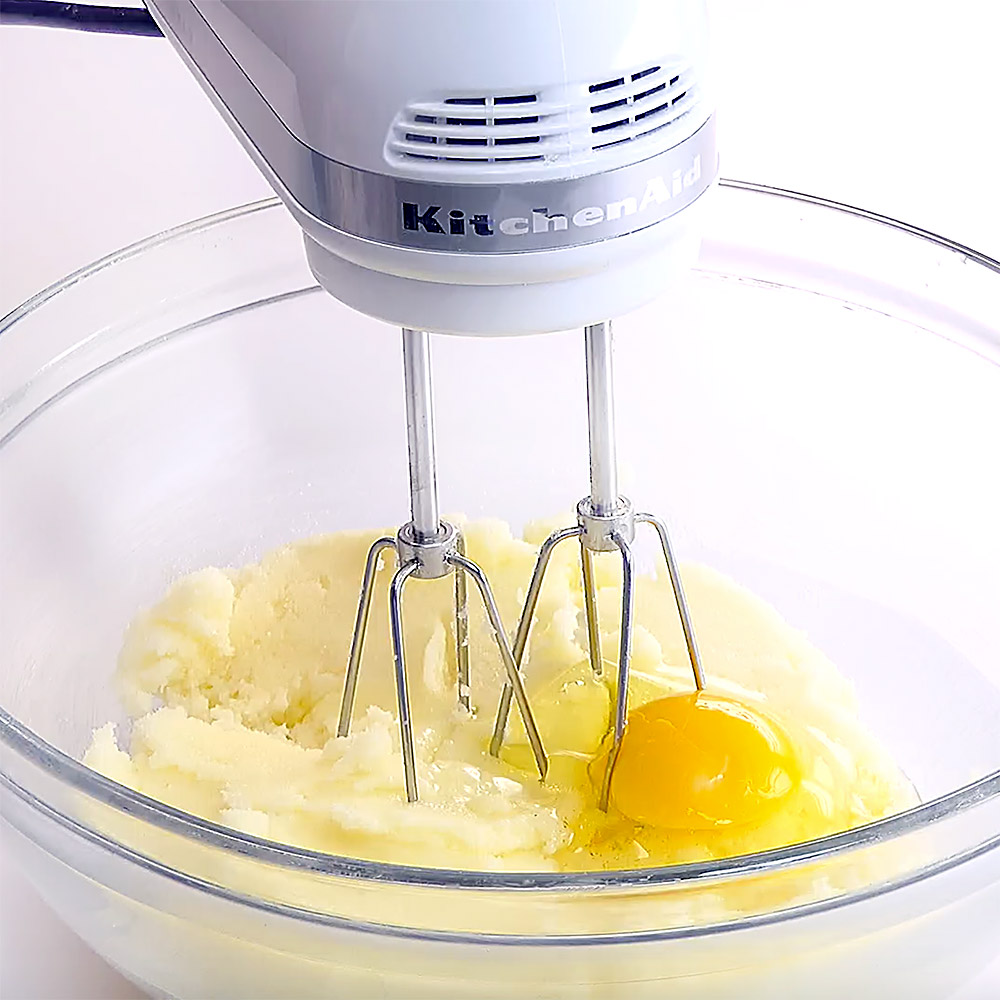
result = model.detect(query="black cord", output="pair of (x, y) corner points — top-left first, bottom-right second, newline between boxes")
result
(0, 1), (162, 35)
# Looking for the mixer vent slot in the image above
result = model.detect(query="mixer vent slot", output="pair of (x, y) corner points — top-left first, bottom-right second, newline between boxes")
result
(589, 66), (694, 150)
(388, 64), (696, 172)
(397, 93), (546, 164)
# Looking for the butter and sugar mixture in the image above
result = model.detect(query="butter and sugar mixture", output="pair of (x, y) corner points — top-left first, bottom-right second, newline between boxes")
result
(85, 519), (916, 872)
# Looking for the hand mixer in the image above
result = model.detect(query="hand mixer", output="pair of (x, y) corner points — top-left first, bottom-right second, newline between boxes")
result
(141, 0), (717, 804)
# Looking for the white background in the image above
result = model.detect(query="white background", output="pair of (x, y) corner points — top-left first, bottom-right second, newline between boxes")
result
(1, 1), (999, 997)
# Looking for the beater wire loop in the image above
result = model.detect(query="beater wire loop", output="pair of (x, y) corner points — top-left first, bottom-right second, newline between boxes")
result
(489, 524), (582, 757)
(454, 531), (471, 711)
(637, 513), (705, 691)
(388, 560), (421, 802)
(580, 540), (603, 678)
(337, 536), (396, 739)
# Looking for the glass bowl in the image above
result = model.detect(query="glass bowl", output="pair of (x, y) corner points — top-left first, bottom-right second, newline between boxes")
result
(1, 182), (999, 999)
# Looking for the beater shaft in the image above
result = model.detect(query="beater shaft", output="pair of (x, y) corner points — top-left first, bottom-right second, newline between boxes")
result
(402, 328), (440, 542)
(338, 328), (546, 802)
(585, 322), (618, 515)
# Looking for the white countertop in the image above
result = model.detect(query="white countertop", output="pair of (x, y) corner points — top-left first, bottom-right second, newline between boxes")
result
(1, 1), (999, 996)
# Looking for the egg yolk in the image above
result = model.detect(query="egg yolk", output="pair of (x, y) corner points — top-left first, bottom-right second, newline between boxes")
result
(604, 692), (800, 829)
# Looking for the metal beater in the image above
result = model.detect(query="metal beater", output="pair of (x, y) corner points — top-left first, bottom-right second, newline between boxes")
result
(336, 328), (548, 802)
(490, 321), (706, 809)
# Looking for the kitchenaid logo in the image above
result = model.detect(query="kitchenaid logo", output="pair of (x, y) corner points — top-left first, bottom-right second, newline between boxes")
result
(401, 156), (703, 237)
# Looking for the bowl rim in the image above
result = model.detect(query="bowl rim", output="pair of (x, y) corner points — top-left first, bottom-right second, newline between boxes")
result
(2, 179), (999, 899)
(2, 179), (998, 339)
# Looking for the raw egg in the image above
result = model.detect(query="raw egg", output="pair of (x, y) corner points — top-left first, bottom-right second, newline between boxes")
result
(603, 692), (799, 829)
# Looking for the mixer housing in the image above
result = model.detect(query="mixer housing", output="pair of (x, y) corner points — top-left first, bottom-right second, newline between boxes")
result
(145, 0), (716, 334)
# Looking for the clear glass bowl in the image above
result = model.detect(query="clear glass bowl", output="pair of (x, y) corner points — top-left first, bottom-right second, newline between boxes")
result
(1, 182), (999, 999)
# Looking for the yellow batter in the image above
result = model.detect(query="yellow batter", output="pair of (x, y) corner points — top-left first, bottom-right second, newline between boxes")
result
(84, 518), (916, 872)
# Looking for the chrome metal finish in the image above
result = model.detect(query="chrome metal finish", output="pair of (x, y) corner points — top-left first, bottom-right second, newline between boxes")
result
(338, 327), (546, 801)
(489, 524), (582, 757)
(637, 512), (706, 691)
(493, 320), (708, 810)
(402, 328), (440, 542)
(580, 541), (603, 678)
(584, 322), (618, 515)
(388, 560), (420, 802)
(395, 520), (459, 580)
(449, 553), (547, 781)
(576, 496), (636, 552)
(455, 532), (471, 712)
(599, 530), (636, 810)
(337, 535), (396, 739)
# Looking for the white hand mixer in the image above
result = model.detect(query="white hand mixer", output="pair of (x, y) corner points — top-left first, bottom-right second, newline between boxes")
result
(145, 0), (716, 803)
